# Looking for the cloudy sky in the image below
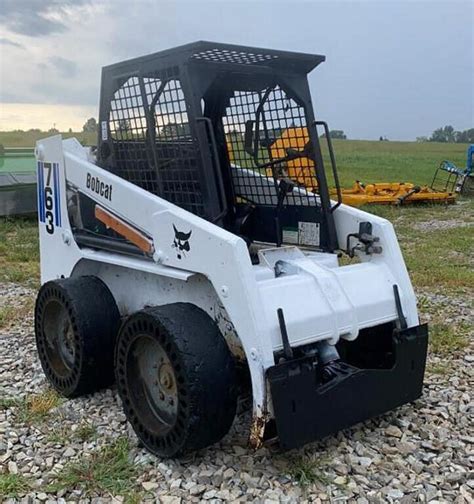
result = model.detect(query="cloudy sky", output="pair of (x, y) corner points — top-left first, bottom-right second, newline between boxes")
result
(0, 0), (472, 140)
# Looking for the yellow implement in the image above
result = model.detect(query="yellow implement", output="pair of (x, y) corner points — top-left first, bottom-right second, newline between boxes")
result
(333, 181), (455, 207)
(266, 128), (456, 207)
(269, 127), (318, 188)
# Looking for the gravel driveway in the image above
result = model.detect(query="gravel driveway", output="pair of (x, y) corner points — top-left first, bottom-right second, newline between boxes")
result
(1, 280), (473, 503)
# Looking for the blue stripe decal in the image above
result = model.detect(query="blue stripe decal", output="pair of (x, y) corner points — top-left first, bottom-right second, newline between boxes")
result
(38, 161), (45, 222)
(36, 161), (41, 221)
(54, 163), (61, 227)
(57, 164), (61, 227)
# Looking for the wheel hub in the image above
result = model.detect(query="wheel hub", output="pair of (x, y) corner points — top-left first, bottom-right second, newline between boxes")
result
(159, 363), (175, 392)
(132, 336), (178, 431)
(43, 299), (76, 376)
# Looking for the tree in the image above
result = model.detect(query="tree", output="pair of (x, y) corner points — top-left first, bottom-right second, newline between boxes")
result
(117, 119), (131, 132)
(430, 125), (455, 143)
(82, 117), (98, 133)
(455, 128), (474, 143)
(160, 122), (190, 138)
(321, 130), (347, 140)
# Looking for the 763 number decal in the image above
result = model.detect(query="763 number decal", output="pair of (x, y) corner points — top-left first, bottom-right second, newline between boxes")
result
(38, 161), (61, 234)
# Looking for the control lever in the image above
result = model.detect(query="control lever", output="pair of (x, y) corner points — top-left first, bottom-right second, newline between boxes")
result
(244, 120), (255, 156)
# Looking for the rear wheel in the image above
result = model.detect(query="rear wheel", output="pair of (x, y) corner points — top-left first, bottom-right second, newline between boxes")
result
(115, 303), (237, 457)
(35, 276), (120, 397)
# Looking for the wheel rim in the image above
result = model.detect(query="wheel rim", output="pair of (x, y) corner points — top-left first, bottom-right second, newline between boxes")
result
(127, 335), (178, 435)
(42, 299), (76, 376)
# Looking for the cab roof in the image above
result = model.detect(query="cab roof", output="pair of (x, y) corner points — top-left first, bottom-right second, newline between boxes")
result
(102, 41), (325, 76)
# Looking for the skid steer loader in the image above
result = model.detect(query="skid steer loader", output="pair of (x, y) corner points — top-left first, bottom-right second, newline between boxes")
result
(34, 42), (428, 457)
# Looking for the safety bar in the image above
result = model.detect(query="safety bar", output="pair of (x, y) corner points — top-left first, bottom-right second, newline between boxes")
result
(196, 117), (228, 223)
(312, 121), (342, 212)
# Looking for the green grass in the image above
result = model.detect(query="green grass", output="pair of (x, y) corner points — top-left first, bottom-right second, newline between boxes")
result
(0, 216), (39, 286)
(0, 130), (96, 148)
(0, 474), (31, 500)
(228, 134), (470, 188)
(76, 422), (98, 442)
(368, 199), (474, 292)
(1, 129), (469, 187)
(0, 305), (16, 329)
(403, 222), (473, 291)
(426, 361), (453, 375)
(0, 397), (23, 410)
(287, 455), (331, 487)
(325, 139), (469, 187)
(4, 389), (63, 424)
(429, 322), (470, 356)
(48, 422), (98, 445)
(0, 296), (35, 329)
(48, 437), (140, 497)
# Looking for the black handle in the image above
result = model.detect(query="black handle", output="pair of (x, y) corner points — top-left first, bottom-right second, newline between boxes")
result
(313, 121), (342, 212)
(196, 117), (228, 222)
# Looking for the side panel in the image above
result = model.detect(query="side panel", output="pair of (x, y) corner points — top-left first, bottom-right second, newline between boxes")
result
(332, 203), (419, 328)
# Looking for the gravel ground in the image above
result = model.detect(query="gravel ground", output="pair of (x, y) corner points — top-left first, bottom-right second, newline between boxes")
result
(1, 281), (473, 503)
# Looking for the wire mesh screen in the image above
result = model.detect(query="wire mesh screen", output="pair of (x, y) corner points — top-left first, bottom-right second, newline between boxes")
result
(192, 47), (279, 66)
(109, 72), (205, 216)
(109, 77), (155, 191)
(223, 86), (320, 207)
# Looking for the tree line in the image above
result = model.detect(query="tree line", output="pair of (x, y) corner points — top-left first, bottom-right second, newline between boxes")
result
(6, 119), (473, 144)
(417, 126), (474, 144)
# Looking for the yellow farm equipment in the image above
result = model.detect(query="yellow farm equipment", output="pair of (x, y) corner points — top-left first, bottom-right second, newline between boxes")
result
(334, 181), (455, 207)
(228, 127), (456, 207)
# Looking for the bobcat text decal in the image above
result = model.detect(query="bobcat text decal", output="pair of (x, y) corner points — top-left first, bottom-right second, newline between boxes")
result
(172, 225), (192, 259)
(86, 173), (113, 201)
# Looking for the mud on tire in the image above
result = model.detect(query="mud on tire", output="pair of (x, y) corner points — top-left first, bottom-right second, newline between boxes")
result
(115, 303), (237, 457)
(35, 276), (121, 397)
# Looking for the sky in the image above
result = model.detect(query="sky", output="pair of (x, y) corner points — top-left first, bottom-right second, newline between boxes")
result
(0, 0), (472, 140)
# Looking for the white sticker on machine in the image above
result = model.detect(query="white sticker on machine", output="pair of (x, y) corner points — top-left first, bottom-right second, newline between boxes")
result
(298, 221), (320, 246)
(101, 121), (108, 141)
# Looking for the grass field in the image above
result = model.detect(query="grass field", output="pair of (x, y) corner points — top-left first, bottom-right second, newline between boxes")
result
(0, 130), (470, 188)
(326, 139), (469, 187)
(0, 130), (96, 149)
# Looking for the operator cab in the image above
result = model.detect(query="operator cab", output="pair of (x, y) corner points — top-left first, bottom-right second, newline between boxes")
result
(73, 42), (342, 255)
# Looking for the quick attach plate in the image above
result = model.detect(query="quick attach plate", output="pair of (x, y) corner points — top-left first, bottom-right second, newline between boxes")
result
(267, 324), (428, 450)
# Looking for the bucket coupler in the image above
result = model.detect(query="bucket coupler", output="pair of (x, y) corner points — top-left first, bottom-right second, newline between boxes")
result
(267, 323), (428, 450)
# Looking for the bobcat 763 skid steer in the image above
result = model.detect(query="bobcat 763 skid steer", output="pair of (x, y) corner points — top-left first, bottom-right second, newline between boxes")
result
(34, 42), (428, 457)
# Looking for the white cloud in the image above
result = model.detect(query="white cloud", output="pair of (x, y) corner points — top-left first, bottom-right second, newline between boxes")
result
(0, 0), (472, 139)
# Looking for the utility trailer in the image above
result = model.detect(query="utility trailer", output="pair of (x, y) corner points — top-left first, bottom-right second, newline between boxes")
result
(34, 42), (428, 456)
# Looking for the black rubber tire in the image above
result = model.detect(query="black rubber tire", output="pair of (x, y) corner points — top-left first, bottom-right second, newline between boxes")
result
(35, 276), (121, 397)
(115, 303), (237, 457)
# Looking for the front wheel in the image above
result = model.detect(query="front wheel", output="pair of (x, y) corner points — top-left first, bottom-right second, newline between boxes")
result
(35, 276), (120, 397)
(114, 303), (237, 457)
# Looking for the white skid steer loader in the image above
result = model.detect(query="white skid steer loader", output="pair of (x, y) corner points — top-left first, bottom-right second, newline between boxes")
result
(34, 42), (428, 457)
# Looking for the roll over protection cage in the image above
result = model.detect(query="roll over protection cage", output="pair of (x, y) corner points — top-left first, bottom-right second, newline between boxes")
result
(96, 41), (341, 251)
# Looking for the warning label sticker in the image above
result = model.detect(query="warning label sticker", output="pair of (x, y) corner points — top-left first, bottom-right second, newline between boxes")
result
(298, 221), (320, 246)
(101, 121), (108, 141)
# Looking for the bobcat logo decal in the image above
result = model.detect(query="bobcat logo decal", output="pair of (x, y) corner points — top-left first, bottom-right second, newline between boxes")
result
(172, 224), (192, 259)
